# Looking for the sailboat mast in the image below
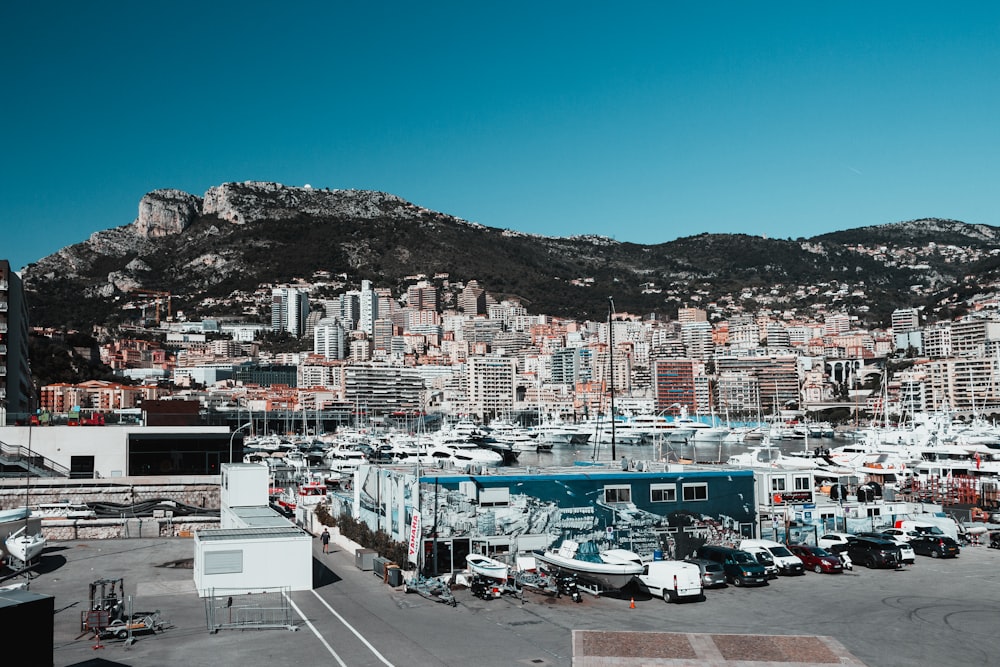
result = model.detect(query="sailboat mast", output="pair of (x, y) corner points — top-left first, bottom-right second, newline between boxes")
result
(608, 296), (616, 462)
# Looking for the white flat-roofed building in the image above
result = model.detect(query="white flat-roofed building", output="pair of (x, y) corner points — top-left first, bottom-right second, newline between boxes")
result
(194, 464), (313, 596)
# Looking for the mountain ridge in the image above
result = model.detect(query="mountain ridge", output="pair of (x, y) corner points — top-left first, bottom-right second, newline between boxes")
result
(22, 182), (1000, 330)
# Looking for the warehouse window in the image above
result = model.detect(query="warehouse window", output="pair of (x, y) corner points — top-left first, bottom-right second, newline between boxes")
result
(650, 484), (676, 503)
(604, 485), (631, 504)
(682, 483), (708, 502)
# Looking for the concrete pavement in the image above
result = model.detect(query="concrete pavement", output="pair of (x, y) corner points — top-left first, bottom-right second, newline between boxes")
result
(16, 533), (1000, 667)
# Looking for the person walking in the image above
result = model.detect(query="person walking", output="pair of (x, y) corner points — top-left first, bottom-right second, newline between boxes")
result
(321, 527), (331, 554)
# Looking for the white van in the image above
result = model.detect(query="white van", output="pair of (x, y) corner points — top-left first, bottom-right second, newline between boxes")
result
(738, 543), (779, 578)
(638, 560), (704, 602)
(739, 539), (805, 576)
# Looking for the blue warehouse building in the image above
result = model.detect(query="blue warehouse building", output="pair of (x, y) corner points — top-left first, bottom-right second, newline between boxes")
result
(352, 463), (757, 575)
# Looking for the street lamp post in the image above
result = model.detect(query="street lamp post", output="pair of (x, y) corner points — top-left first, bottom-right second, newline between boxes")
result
(229, 422), (252, 464)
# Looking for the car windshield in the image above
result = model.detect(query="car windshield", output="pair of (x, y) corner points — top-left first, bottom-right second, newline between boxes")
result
(915, 526), (945, 536)
(770, 546), (793, 557)
(755, 552), (774, 565)
(811, 547), (831, 557)
(733, 552), (756, 565)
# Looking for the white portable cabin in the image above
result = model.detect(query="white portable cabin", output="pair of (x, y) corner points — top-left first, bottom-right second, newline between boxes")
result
(193, 462), (314, 596)
(193, 526), (313, 596)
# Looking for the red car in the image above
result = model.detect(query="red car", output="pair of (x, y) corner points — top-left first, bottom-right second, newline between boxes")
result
(788, 544), (844, 574)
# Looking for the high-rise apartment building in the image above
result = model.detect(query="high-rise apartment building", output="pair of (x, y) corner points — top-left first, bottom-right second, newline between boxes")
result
(765, 323), (791, 348)
(372, 319), (395, 352)
(681, 321), (714, 360)
(460, 280), (486, 315)
(314, 318), (347, 360)
(951, 317), (1000, 358)
(823, 313), (851, 336)
(727, 315), (760, 349)
(677, 307), (707, 324)
(344, 364), (424, 415)
(359, 280), (379, 335)
(653, 358), (697, 414)
(925, 356), (999, 412)
(891, 308), (920, 334)
(338, 292), (360, 330)
(716, 355), (798, 413)
(271, 287), (309, 337)
(406, 282), (439, 311)
(467, 355), (516, 420)
(0, 260), (32, 421)
(716, 372), (760, 417)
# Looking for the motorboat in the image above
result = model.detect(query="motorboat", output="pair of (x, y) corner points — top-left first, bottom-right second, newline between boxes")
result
(324, 444), (368, 472)
(426, 438), (504, 469)
(466, 553), (509, 580)
(295, 479), (330, 508)
(727, 444), (819, 470)
(532, 540), (642, 590)
(5, 524), (46, 565)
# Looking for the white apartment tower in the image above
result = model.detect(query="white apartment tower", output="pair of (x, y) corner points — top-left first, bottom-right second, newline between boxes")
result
(314, 318), (347, 360)
(271, 287), (310, 337)
(467, 355), (516, 420)
(359, 279), (379, 335)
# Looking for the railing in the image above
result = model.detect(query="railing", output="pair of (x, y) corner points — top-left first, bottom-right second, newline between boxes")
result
(204, 588), (297, 632)
(0, 440), (71, 477)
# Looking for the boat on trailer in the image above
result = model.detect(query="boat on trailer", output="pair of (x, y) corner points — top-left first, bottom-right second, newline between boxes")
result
(466, 553), (509, 580)
(532, 540), (642, 591)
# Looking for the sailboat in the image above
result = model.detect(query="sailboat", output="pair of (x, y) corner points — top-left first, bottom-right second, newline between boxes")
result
(4, 431), (46, 568)
(5, 524), (46, 566)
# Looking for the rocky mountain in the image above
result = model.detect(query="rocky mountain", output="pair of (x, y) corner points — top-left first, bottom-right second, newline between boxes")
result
(21, 182), (1000, 331)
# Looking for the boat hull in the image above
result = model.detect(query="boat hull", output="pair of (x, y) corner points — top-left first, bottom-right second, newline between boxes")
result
(5, 527), (46, 564)
(466, 554), (509, 580)
(532, 550), (641, 590)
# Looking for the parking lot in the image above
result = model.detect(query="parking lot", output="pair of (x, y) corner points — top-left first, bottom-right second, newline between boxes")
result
(19, 535), (1000, 667)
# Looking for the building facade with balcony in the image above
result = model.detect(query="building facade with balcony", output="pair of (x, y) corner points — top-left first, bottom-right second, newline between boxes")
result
(0, 260), (33, 422)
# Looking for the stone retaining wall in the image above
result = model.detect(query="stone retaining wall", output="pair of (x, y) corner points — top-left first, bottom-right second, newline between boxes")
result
(37, 516), (220, 540)
(0, 479), (221, 511)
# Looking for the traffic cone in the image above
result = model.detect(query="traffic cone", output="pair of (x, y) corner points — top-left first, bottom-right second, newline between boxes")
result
(629, 597), (635, 609)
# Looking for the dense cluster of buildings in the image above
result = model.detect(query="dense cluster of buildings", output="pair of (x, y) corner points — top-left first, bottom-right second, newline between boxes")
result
(4, 263), (1000, 427)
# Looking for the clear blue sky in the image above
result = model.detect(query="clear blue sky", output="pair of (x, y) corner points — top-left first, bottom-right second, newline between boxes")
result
(3, 2), (999, 272)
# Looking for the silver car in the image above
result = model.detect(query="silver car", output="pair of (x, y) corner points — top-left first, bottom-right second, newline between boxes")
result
(684, 557), (728, 588)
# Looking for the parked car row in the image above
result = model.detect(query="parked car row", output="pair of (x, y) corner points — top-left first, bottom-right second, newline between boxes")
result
(642, 526), (963, 602)
(818, 528), (961, 567)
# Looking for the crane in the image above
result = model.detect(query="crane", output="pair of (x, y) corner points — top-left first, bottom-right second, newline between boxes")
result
(129, 290), (172, 325)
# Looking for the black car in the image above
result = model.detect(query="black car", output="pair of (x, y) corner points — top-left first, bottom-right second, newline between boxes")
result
(909, 535), (961, 558)
(845, 536), (901, 569)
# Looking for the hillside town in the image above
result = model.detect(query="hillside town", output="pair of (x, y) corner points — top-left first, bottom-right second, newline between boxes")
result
(7, 262), (1000, 431)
